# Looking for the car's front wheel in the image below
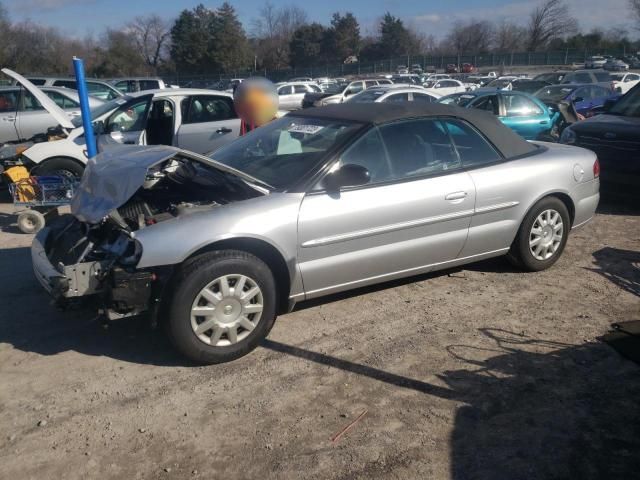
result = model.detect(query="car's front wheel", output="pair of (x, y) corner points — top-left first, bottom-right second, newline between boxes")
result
(508, 196), (570, 272)
(166, 250), (277, 364)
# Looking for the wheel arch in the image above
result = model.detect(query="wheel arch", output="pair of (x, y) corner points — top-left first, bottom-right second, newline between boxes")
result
(30, 155), (86, 174)
(185, 237), (293, 315)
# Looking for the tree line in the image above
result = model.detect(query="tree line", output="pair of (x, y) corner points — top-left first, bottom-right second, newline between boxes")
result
(0, 0), (638, 78)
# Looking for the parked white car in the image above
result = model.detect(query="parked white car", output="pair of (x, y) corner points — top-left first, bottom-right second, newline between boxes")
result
(110, 78), (172, 93)
(3, 69), (241, 179)
(585, 56), (607, 69)
(18, 76), (122, 101)
(276, 82), (322, 110)
(346, 85), (441, 104)
(422, 79), (468, 96)
(424, 74), (451, 82)
(0, 86), (103, 143)
(610, 72), (640, 94)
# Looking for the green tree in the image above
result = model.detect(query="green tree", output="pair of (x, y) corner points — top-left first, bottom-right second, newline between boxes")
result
(170, 4), (218, 74)
(377, 13), (416, 58)
(289, 23), (326, 67)
(323, 12), (360, 63)
(212, 2), (252, 72)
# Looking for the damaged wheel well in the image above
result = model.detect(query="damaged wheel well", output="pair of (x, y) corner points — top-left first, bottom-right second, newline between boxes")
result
(186, 239), (292, 314)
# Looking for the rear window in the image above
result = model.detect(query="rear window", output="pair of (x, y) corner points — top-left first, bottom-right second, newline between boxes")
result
(594, 71), (610, 82)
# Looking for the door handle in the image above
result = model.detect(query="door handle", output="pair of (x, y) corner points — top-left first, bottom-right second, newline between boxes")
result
(3, 116), (15, 121)
(445, 191), (468, 201)
(216, 127), (232, 134)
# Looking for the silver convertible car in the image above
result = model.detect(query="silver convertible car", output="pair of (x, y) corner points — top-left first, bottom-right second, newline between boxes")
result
(31, 103), (600, 364)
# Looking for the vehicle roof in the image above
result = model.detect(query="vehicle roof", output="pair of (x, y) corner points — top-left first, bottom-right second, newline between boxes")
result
(126, 88), (233, 98)
(291, 102), (537, 158)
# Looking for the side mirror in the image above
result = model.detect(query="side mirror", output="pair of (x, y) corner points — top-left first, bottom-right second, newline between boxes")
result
(573, 96), (584, 103)
(603, 98), (618, 112)
(324, 164), (370, 191)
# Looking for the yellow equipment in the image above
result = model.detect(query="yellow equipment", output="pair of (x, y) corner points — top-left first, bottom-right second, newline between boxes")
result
(3, 165), (36, 202)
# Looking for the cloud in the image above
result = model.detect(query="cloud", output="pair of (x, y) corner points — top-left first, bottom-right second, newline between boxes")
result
(411, 0), (634, 38)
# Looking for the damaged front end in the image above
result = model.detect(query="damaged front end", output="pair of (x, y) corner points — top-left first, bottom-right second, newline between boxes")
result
(31, 145), (266, 321)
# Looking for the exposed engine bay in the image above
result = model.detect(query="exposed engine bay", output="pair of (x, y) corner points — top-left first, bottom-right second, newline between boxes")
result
(40, 156), (263, 320)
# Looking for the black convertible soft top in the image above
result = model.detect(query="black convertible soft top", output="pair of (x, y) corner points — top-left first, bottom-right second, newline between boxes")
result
(291, 102), (538, 159)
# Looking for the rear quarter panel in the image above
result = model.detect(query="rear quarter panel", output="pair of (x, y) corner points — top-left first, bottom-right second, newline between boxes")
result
(460, 143), (599, 257)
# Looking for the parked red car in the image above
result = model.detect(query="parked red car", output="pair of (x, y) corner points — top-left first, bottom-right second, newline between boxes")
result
(462, 63), (477, 73)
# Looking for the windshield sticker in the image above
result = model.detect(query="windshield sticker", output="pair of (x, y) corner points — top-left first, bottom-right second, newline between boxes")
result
(288, 124), (324, 134)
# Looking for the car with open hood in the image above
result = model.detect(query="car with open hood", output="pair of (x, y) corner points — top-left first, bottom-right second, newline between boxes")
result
(2, 69), (241, 180)
(31, 102), (599, 364)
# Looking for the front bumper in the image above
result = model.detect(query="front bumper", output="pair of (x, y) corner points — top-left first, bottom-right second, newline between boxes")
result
(31, 227), (105, 300)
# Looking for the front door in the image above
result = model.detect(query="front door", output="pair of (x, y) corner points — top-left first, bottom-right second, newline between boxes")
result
(100, 94), (153, 148)
(0, 89), (19, 142)
(297, 118), (476, 299)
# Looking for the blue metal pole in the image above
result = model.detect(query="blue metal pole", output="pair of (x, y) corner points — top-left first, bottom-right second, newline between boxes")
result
(72, 57), (97, 159)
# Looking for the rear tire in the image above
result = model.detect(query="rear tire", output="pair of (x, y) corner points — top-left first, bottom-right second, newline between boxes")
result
(35, 157), (85, 181)
(166, 250), (277, 364)
(507, 196), (570, 272)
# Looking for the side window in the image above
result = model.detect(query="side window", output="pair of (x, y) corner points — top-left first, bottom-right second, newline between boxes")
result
(22, 92), (45, 111)
(503, 94), (543, 116)
(293, 85), (308, 94)
(383, 93), (409, 103)
(574, 73), (592, 83)
(378, 119), (460, 180)
(278, 86), (292, 96)
(107, 99), (150, 132)
(412, 93), (435, 103)
(53, 80), (77, 89)
(338, 128), (390, 183)
(0, 91), (18, 113)
(365, 80), (377, 88)
(471, 95), (499, 115)
(183, 96), (235, 124)
(26, 79), (46, 86)
(591, 86), (607, 98)
(348, 82), (363, 95)
(115, 81), (134, 93)
(626, 74), (640, 82)
(443, 119), (501, 168)
(139, 80), (160, 91)
(44, 91), (78, 109)
(87, 82), (119, 100)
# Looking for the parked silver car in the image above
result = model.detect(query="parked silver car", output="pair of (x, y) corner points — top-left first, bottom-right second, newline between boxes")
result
(110, 77), (174, 93)
(347, 85), (441, 103)
(276, 82), (322, 110)
(19, 77), (123, 101)
(32, 103), (600, 364)
(0, 86), (103, 143)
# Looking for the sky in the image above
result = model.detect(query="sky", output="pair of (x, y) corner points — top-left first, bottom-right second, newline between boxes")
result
(3, 0), (636, 40)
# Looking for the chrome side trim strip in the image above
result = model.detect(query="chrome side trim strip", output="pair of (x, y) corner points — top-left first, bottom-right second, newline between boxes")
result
(300, 209), (475, 248)
(474, 201), (520, 214)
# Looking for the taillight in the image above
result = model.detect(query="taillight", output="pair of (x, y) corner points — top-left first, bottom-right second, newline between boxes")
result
(593, 158), (600, 178)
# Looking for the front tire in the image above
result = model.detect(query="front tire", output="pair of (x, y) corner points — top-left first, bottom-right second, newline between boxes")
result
(166, 250), (277, 364)
(507, 197), (570, 272)
(35, 157), (85, 181)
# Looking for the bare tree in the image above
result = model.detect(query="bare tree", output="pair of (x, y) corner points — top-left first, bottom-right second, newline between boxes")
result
(251, 2), (307, 69)
(445, 20), (494, 54)
(127, 14), (171, 73)
(494, 20), (525, 52)
(526, 0), (577, 52)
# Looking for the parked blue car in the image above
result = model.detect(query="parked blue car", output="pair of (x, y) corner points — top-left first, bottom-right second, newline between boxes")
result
(534, 84), (619, 117)
(437, 89), (558, 140)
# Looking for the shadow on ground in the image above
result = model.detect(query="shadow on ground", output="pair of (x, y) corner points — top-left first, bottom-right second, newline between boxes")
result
(591, 247), (640, 297)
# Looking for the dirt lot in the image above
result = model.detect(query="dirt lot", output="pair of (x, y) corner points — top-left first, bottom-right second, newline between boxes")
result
(0, 193), (638, 480)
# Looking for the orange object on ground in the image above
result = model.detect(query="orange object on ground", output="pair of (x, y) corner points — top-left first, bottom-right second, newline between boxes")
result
(4, 166), (36, 202)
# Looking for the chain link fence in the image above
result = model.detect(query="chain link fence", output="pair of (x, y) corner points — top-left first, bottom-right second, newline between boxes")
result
(161, 48), (637, 86)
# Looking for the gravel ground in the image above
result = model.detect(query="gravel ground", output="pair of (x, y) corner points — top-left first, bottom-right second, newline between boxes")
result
(0, 193), (638, 480)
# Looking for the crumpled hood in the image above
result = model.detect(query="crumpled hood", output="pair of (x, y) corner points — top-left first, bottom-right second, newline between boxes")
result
(71, 145), (178, 224)
(71, 145), (269, 224)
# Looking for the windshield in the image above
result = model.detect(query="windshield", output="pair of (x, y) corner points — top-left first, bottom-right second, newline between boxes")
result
(535, 85), (575, 102)
(71, 96), (130, 127)
(210, 116), (363, 190)
(322, 83), (347, 94)
(610, 86), (640, 117)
